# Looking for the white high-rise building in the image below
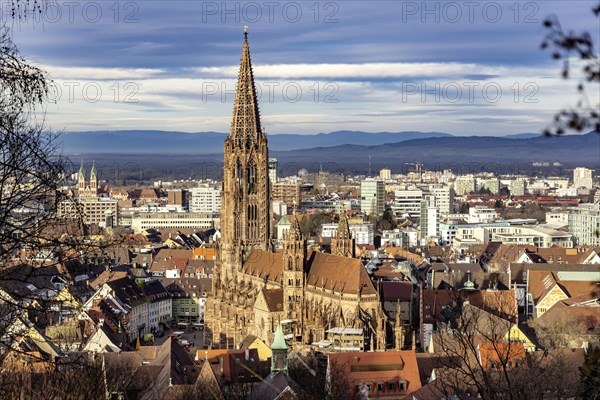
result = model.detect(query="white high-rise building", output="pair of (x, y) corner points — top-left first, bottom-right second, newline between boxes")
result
(431, 186), (454, 216)
(509, 178), (526, 196)
(379, 168), (392, 180)
(568, 203), (600, 246)
(360, 178), (385, 216)
(420, 195), (439, 241)
(189, 185), (221, 213)
(268, 158), (278, 184)
(393, 188), (423, 218)
(573, 167), (593, 189)
(454, 175), (475, 195)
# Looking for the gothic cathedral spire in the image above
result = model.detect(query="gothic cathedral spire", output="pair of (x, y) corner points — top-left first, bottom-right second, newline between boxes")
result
(331, 208), (355, 258)
(220, 27), (271, 283)
(230, 25), (264, 149)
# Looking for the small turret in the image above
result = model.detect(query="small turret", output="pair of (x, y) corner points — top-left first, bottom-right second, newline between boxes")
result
(271, 323), (288, 376)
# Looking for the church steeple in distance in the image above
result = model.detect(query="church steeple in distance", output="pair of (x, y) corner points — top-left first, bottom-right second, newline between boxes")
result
(219, 27), (271, 283)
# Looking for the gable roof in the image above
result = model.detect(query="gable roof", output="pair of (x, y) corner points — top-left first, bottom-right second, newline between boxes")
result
(263, 289), (284, 313)
(248, 371), (301, 400)
(379, 281), (413, 302)
(430, 263), (509, 290)
(510, 263), (600, 284)
(329, 350), (422, 394)
(422, 289), (517, 325)
(242, 250), (283, 283)
(306, 252), (376, 295)
(527, 269), (599, 304)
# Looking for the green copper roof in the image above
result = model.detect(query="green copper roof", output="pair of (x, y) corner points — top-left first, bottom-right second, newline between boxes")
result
(463, 278), (475, 290)
(90, 161), (97, 176)
(78, 161), (86, 176)
(271, 323), (287, 350)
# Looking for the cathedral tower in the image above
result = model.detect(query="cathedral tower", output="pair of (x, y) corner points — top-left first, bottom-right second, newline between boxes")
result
(220, 27), (271, 282)
(282, 211), (306, 320)
(89, 161), (98, 194)
(331, 209), (355, 258)
(77, 162), (87, 195)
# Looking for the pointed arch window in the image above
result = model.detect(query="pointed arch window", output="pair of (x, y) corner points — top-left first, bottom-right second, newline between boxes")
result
(236, 159), (243, 188)
(247, 163), (256, 193)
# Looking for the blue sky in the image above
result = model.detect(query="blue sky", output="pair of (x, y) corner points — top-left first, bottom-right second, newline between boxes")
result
(7, 0), (599, 135)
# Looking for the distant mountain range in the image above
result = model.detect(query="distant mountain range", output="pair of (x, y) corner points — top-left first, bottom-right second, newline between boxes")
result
(269, 132), (600, 172)
(64, 131), (598, 179)
(59, 130), (549, 154)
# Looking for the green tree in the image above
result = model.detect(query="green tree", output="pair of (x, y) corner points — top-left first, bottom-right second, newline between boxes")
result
(378, 208), (397, 231)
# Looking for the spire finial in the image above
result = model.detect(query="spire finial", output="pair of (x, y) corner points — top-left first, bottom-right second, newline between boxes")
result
(244, 25), (248, 39)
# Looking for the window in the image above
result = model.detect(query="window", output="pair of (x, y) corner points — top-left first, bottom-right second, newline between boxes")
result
(377, 383), (384, 392)
(399, 382), (405, 390)
(388, 382), (395, 391)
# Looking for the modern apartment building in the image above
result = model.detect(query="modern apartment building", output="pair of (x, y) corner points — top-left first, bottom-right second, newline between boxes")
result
(189, 185), (221, 213)
(568, 203), (600, 246)
(360, 178), (385, 216)
(393, 188), (423, 218)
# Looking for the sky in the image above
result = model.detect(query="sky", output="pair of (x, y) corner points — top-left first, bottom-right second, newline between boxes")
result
(5, 0), (600, 135)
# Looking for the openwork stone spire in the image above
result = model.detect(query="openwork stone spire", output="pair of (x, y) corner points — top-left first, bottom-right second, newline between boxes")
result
(286, 206), (303, 241)
(230, 26), (263, 149)
(331, 208), (355, 258)
(336, 209), (352, 240)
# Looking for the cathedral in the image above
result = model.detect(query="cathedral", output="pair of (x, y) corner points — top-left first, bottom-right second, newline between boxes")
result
(77, 161), (98, 198)
(204, 29), (391, 351)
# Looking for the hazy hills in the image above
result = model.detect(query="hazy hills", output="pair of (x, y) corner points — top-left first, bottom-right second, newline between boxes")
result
(65, 131), (598, 179)
(59, 130), (453, 154)
(270, 132), (600, 173)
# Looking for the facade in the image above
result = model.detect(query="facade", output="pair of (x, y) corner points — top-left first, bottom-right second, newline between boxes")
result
(271, 182), (301, 209)
(419, 195), (439, 242)
(204, 31), (390, 352)
(568, 203), (600, 246)
(468, 206), (497, 224)
(167, 189), (185, 206)
(379, 168), (392, 180)
(361, 178), (385, 216)
(430, 186), (454, 216)
(381, 229), (403, 247)
(393, 188), (423, 218)
(131, 212), (219, 233)
(59, 196), (118, 227)
(268, 158), (278, 184)
(83, 277), (170, 340)
(454, 225), (573, 249)
(327, 351), (422, 398)
(480, 178), (500, 194)
(509, 178), (526, 196)
(189, 185), (221, 213)
(349, 222), (375, 245)
(60, 163), (118, 226)
(454, 175), (475, 195)
(573, 167), (593, 189)
(77, 162), (98, 198)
